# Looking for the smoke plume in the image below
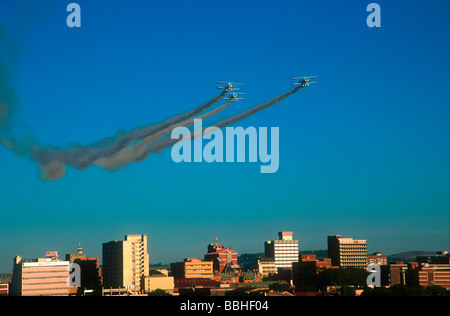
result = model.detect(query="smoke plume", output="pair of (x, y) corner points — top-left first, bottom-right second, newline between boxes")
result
(0, 2), (307, 181)
(29, 90), (228, 180)
(125, 85), (306, 163)
(95, 99), (235, 171)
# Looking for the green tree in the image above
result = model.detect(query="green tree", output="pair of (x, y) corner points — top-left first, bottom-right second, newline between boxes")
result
(148, 289), (172, 296)
(339, 285), (356, 296)
(316, 267), (368, 292)
(360, 287), (396, 296)
(424, 285), (450, 296)
(389, 284), (427, 296)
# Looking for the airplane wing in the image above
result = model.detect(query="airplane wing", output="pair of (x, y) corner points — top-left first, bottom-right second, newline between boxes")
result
(292, 76), (318, 80)
(217, 82), (242, 85)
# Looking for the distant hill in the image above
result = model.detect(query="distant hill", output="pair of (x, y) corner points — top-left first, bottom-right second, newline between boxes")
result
(387, 251), (438, 263)
(238, 253), (264, 271)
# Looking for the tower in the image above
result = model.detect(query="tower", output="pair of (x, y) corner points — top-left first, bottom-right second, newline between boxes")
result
(264, 232), (299, 269)
(102, 234), (149, 294)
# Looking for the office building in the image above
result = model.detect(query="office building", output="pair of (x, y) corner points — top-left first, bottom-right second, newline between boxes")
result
(406, 260), (450, 290)
(102, 234), (149, 294)
(63, 243), (102, 296)
(327, 235), (368, 268)
(368, 252), (388, 266)
(10, 251), (70, 296)
(381, 261), (408, 287)
(170, 258), (214, 279)
(264, 232), (299, 269)
(73, 257), (103, 296)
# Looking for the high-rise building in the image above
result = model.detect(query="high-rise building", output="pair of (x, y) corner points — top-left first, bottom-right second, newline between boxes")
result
(327, 235), (368, 268)
(10, 251), (70, 296)
(264, 232), (299, 269)
(102, 234), (149, 293)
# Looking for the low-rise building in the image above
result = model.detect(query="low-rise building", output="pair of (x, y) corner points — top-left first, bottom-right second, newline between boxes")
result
(381, 261), (408, 287)
(368, 252), (388, 266)
(141, 271), (174, 295)
(257, 258), (276, 278)
(170, 258), (214, 279)
(406, 261), (450, 290)
(0, 283), (8, 296)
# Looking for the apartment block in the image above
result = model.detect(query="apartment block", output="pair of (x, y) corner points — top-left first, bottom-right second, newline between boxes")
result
(327, 235), (368, 268)
(102, 234), (149, 294)
(264, 232), (299, 269)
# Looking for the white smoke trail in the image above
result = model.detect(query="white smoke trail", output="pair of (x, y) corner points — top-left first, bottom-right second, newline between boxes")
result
(29, 90), (228, 180)
(129, 85), (305, 163)
(95, 99), (235, 171)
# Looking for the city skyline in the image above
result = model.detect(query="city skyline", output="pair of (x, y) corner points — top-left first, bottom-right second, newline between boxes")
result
(1, 230), (446, 274)
(0, 0), (449, 274)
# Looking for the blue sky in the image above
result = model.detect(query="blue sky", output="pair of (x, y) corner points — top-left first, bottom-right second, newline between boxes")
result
(0, 0), (448, 272)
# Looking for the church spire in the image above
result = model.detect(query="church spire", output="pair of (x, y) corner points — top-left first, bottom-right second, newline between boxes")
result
(77, 242), (83, 254)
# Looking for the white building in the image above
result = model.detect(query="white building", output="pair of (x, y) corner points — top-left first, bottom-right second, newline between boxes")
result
(264, 232), (299, 269)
